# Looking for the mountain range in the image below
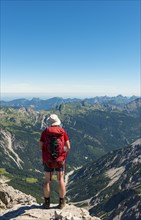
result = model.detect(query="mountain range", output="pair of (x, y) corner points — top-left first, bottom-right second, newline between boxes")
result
(1, 97), (140, 170)
(0, 96), (141, 219)
(1, 95), (139, 110)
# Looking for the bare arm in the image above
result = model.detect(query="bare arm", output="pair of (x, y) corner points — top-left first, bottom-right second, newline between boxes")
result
(39, 141), (44, 150)
(65, 140), (70, 151)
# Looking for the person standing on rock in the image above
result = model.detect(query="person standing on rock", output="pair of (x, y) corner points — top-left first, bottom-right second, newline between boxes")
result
(39, 114), (70, 209)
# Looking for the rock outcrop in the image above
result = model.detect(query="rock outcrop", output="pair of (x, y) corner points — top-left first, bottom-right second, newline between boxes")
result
(0, 204), (101, 220)
(0, 180), (37, 210)
(0, 180), (100, 220)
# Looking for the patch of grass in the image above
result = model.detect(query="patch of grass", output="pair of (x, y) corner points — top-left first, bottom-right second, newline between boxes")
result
(0, 168), (9, 175)
(25, 177), (38, 183)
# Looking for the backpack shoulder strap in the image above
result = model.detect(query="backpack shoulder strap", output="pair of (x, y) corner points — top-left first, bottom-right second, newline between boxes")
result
(47, 126), (65, 136)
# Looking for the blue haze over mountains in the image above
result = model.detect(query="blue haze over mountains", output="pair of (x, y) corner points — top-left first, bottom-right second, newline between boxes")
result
(1, 95), (139, 110)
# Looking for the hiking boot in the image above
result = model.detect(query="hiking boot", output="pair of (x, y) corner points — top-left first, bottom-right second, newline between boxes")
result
(43, 197), (50, 209)
(58, 198), (66, 209)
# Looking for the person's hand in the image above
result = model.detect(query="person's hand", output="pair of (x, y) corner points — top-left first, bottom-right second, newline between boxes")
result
(64, 146), (69, 152)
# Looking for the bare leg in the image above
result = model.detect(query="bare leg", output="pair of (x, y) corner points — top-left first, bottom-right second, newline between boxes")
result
(57, 171), (66, 198)
(43, 172), (52, 198)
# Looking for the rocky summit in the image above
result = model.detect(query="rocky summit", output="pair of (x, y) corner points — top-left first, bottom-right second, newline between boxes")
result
(0, 180), (100, 220)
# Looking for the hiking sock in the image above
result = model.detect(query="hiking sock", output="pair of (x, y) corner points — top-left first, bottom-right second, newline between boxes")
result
(58, 197), (66, 209)
(43, 197), (50, 209)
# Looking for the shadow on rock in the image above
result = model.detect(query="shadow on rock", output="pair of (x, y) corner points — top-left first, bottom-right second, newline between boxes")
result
(0, 204), (42, 220)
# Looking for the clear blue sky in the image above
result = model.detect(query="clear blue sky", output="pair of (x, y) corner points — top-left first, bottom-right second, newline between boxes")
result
(1, 0), (140, 99)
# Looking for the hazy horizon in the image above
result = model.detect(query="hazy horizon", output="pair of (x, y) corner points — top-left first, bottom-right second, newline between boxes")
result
(1, 93), (140, 102)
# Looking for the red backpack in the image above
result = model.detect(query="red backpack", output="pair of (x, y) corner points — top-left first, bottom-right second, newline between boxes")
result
(42, 126), (67, 168)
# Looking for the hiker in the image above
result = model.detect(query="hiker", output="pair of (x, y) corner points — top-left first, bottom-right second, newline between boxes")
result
(39, 114), (70, 209)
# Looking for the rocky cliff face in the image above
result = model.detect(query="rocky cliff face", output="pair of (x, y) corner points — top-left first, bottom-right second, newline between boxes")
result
(0, 179), (36, 210)
(0, 107), (46, 171)
(67, 139), (141, 220)
(0, 179), (100, 220)
(0, 129), (24, 169)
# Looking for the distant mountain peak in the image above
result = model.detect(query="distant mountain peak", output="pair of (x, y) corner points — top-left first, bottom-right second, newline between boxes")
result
(0, 95), (140, 110)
